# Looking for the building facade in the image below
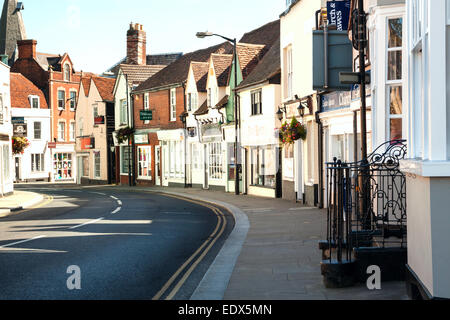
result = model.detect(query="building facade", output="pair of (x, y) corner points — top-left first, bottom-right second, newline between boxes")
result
(76, 76), (116, 185)
(11, 39), (81, 182)
(10, 72), (51, 182)
(0, 60), (13, 196)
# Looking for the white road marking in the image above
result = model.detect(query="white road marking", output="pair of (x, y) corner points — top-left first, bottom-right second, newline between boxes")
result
(288, 207), (315, 211)
(90, 192), (107, 196)
(69, 217), (104, 230)
(111, 207), (121, 215)
(110, 196), (119, 200)
(117, 200), (122, 206)
(0, 235), (47, 249)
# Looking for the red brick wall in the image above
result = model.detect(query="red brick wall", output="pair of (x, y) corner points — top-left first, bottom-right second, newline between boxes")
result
(133, 86), (185, 130)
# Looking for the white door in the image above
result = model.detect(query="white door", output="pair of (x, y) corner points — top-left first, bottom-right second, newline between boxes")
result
(162, 143), (169, 187)
(155, 146), (161, 186)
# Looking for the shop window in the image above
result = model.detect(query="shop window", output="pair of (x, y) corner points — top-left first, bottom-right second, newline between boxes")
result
(251, 146), (276, 188)
(209, 142), (222, 180)
(121, 146), (131, 174)
(138, 146), (152, 179)
(53, 153), (72, 180)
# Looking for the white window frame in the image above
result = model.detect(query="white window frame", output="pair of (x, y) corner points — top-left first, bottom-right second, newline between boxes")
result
(386, 16), (404, 141)
(57, 120), (66, 142)
(31, 153), (45, 172)
(29, 95), (40, 109)
(137, 145), (152, 180)
(64, 63), (71, 82)
(94, 151), (101, 178)
(57, 89), (66, 110)
(144, 93), (150, 124)
(251, 89), (262, 115)
(69, 121), (76, 142)
(170, 88), (177, 121)
(120, 99), (128, 125)
(121, 146), (132, 175)
(34, 121), (42, 140)
(284, 45), (293, 100)
(69, 90), (77, 111)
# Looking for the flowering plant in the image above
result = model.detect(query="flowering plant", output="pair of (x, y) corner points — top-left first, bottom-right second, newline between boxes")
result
(279, 117), (307, 144)
(115, 127), (135, 145)
(12, 137), (30, 155)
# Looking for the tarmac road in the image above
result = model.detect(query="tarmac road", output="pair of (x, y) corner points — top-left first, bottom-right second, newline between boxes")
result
(0, 184), (233, 300)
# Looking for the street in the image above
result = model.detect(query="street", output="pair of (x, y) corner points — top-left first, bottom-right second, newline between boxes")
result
(0, 184), (233, 300)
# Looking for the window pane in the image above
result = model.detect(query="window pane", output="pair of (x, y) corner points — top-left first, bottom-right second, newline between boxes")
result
(388, 18), (402, 48)
(387, 51), (402, 80)
(390, 118), (403, 141)
(389, 86), (402, 115)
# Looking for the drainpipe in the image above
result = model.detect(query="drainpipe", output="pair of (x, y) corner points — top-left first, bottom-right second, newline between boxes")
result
(316, 95), (324, 209)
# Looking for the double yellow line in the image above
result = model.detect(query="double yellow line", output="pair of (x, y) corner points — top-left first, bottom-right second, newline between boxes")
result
(150, 193), (227, 300)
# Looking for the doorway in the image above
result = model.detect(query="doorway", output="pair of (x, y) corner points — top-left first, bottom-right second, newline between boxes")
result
(155, 145), (161, 186)
(15, 157), (20, 182)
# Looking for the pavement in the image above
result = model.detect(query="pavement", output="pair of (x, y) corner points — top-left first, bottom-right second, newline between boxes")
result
(145, 186), (409, 300)
(0, 191), (45, 218)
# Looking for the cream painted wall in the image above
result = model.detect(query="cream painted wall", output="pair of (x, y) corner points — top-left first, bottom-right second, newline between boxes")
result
(76, 80), (109, 182)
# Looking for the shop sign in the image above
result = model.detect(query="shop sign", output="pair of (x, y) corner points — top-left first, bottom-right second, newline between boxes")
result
(13, 123), (27, 137)
(81, 137), (95, 150)
(134, 134), (149, 144)
(140, 110), (153, 121)
(327, 0), (351, 31)
(321, 91), (352, 112)
(12, 117), (25, 124)
(48, 142), (57, 149)
(94, 116), (105, 125)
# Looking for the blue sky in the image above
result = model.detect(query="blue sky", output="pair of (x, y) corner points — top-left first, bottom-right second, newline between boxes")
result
(21, 0), (285, 74)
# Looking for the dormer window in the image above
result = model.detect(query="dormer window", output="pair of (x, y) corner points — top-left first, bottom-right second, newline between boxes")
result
(29, 95), (40, 109)
(64, 64), (71, 81)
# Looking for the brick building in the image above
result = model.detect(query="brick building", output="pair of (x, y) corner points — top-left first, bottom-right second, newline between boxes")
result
(12, 39), (81, 182)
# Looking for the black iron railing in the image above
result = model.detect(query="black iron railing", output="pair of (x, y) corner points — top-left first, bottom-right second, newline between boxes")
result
(324, 140), (407, 263)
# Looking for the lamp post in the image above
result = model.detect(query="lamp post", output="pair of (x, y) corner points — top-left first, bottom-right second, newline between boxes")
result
(179, 112), (188, 188)
(196, 31), (240, 195)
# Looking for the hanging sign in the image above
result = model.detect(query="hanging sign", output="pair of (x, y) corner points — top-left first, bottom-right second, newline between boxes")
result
(327, 0), (351, 31)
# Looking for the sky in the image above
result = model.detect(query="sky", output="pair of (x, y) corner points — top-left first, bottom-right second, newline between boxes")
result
(20, 0), (286, 74)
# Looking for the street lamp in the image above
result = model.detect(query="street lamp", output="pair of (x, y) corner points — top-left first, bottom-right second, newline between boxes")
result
(196, 31), (240, 195)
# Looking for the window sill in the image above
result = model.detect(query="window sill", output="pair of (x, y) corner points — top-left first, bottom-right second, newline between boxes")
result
(249, 184), (275, 190)
(138, 176), (153, 181)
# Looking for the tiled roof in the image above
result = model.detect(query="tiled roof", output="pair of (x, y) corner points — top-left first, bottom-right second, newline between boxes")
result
(119, 64), (166, 86)
(106, 53), (182, 76)
(236, 43), (266, 80)
(191, 61), (209, 92)
(92, 76), (116, 102)
(36, 52), (61, 71)
(135, 42), (234, 92)
(10, 72), (48, 109)
(80, 76), (92, 96)
(193, 100), (209, 116)
(211, 54), (233, 87)
(237, 37), (281, 90)
(239, 19), (280, 50)
(215, 95), (229, 109)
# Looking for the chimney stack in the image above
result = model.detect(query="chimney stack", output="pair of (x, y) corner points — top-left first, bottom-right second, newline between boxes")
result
(126, 23), (147, 65)
(17, 39), (37, 59)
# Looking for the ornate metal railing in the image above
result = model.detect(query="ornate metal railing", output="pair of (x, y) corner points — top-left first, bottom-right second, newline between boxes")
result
(324, 140), (407, 263)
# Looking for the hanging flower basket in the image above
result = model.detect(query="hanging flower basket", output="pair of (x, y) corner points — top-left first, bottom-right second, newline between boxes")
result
(12, 137), (30, 155)
(279, 117), (307, 145)
(116, 127), (135, 145)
